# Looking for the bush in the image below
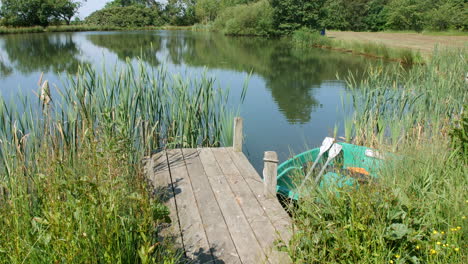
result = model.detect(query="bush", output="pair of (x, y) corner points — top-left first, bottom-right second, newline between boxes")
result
(213, 0), (275, 36)
(424, 2), (468, 31)
(292, 28), (332, 47)
(85, 6), (164, 28)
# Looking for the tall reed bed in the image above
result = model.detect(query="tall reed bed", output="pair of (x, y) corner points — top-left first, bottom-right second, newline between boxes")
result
(0, 59), (233, 263)
(286, 49), (467, 263)
(344, 48), (466, 149)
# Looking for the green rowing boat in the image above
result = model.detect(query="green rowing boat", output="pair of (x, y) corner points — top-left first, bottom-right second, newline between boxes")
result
(277, 142), (385, 200)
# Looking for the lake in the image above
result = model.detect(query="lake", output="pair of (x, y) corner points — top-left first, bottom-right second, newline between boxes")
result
(0, 30), (382, 171)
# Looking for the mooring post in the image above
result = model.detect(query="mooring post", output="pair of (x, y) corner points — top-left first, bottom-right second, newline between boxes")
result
(233, 117), (243, 152)
(263, 151), (278, 198)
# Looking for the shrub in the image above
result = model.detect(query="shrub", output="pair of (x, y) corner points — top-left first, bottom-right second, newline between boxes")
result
(85, 6), (164, 28)
(292, 28), (332, 47)
(213, 0), (275, 36)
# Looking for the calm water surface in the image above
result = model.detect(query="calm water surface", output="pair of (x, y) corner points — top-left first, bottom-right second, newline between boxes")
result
(0, 30), (382, 171)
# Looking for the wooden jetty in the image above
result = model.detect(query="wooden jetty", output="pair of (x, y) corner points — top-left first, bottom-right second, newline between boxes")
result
(144, 118), (292, 264)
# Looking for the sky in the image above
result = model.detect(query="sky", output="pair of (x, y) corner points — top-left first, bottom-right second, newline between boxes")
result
(78, 0), (113, 19)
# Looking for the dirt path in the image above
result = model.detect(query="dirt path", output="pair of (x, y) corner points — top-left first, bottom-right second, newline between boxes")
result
(328, 31), (468, 54)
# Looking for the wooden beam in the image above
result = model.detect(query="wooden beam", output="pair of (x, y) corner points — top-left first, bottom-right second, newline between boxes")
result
(263, 151), (278, 198)
(233, 117), (243, 152)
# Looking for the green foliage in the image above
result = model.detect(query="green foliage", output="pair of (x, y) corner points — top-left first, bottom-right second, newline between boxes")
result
(270, 0), (328, 34)
(163, 0), (198, 26)
(86, 6), (164, 27)
(195, 0), (220, 23)
(0, 58), (235, 262)
(0, 0), (82, 27)
(292, 28), (332, 46)
(384, 0), (427, 31)
(214, 0), (275, 36)
(321, 0), (390, 31)
(105, 0), (162, 8)
(286, 49), (468, 264)
(424, 0), (468, 31)
(288, 143), (467, 263)
(266, 0), (468, 34)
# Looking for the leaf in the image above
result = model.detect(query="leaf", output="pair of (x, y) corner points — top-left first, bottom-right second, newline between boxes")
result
(385, 223), (409, 241)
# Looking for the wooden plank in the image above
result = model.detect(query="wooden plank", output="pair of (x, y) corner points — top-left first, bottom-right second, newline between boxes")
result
(166, 149), (213, 263)
(263, 151), (279, 198)
(212, 148), (290, 264)
(144, 152), (183, 249)
(181, 148), (241, 264)
(233, 117), (243, 152)
(227, 149), (292, 243)
(198, 148), (266, 264)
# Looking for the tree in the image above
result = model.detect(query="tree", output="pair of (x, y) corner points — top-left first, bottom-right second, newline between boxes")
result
(105, 0), (162, 8)
(270, 0), (328, 33)
(50, 0), (84, 25)
(195, 0), (220, 23)
(0, 0), (51, 26)
(0, 0), (84, 26)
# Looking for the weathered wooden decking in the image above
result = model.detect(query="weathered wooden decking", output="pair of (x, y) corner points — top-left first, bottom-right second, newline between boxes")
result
(144, 147), (292, 264)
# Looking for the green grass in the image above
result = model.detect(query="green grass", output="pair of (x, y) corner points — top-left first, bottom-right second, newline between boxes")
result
(0, 59), (234, 263)
(292, 28), (424, 64)
(285, 48), (467, 263)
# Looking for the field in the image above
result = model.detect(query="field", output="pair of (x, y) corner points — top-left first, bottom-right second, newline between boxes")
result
(328, 31), (468, 54)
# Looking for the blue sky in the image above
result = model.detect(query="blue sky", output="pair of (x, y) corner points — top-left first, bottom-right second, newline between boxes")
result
(78, 0), (113, 18)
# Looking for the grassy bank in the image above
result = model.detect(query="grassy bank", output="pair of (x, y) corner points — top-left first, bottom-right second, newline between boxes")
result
(0, 60), (232, 263)
(0, 25), (194, 35)
(285, 49), (467, 263)
(292, 28), (424, 64)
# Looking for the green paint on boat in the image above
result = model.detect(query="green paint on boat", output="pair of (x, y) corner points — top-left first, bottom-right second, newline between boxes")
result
(277, 142), (384, 200)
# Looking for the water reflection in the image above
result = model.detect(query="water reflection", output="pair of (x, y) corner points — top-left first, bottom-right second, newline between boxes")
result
(0, 30), (384, 172)
(0, 57), (12, 78)
(1, 33), (84, 74)
(162, 33), (369, 123)
(87, 32), (162, 66)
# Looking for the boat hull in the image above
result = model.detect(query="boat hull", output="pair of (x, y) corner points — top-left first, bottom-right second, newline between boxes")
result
(276, 142), (384, 200)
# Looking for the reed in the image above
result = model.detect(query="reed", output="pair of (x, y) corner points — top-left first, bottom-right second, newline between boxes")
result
(285, 48), (467, 263)
(0, 59), (234, 263)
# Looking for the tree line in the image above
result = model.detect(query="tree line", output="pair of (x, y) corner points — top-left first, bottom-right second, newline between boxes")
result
(212, 0), (467, 35)
(0, 0), (83, 26)
(1, 0), (466, 32)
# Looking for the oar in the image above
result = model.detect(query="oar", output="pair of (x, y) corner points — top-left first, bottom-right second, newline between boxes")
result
(314, 143), (343, 185)
(299, 137), (335, 189)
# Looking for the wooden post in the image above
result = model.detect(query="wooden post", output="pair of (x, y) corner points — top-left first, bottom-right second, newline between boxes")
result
(233, 117), (243, 152)
(263, 151), (278, 198)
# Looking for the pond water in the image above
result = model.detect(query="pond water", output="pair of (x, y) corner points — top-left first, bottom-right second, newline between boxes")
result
(0, 30), (383, 172)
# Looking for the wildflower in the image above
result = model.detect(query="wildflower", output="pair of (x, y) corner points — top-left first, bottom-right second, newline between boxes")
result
(430, 249), (437, 255)
(415, 245), (420, 250)
(389, 260), (394, 264)
(395, 254), (401, 259)
(463, 216), (466, 220)
(443, 244), (448, 247)
(441, 231), (445, 234)
(456, 226), (461, 230)
(454, 248), (460, 252)
(436, 241), (441, 245)
(82, 232), (87, 237)
(433, 230), (438, 234)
